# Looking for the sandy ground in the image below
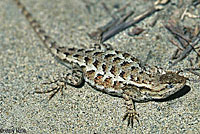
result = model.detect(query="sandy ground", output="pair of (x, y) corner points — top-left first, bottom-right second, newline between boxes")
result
(0, 0), (199, 133)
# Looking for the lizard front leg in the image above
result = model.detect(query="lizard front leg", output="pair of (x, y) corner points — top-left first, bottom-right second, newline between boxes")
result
(122, 94), (139, 127)
(35, 63), (84, 100)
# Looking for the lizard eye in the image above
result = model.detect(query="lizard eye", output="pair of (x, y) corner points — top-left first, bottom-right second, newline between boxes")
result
(166, 84), (174, 88)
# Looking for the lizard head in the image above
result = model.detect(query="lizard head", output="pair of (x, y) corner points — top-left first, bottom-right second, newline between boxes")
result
(125, 71), (188, 102)
(151, 71), (187, 99)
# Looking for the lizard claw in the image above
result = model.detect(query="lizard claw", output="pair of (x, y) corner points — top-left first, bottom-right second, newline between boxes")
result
(122, 110), (139, 127)
(35, 78), (66, 101)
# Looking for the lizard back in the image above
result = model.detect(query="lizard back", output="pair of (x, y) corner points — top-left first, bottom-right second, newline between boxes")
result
(57, 48), (187, 102)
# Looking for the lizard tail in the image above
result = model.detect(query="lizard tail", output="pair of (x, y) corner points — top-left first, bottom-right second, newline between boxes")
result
(13, 0), (63, 57)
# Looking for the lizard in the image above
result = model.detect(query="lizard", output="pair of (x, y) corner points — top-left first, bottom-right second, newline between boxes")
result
(14, 0), (191, 127)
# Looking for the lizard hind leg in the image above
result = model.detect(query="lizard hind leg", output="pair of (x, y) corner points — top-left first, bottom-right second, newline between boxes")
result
(122, 94), (140, 127)
(35, 64), (84, 100)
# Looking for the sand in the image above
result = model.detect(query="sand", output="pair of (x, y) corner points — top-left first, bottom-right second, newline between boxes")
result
(0, 0), (199, 133)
